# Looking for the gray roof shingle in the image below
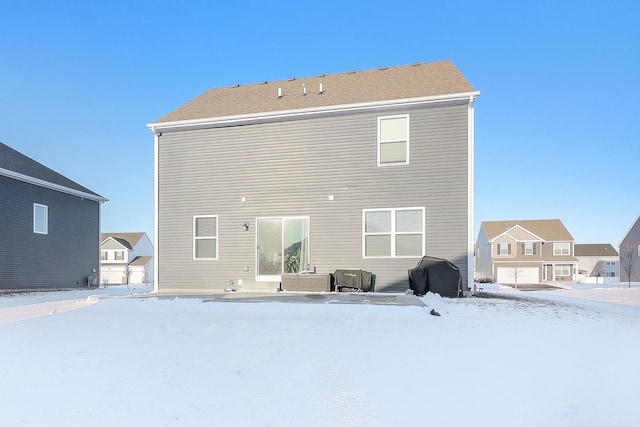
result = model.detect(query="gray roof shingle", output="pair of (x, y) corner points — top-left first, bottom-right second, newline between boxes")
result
(0, 141), (103, 198)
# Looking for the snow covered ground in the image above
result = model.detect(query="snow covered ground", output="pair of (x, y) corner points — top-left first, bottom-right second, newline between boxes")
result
(1, 283), (639, 426)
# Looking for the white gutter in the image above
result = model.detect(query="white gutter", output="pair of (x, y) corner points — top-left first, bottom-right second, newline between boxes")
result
(0, 167), (107, 203)
(147, 91), (481, 132)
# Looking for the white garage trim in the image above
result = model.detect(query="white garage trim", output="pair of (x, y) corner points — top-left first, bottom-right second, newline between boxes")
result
(496, 267), (539, 284)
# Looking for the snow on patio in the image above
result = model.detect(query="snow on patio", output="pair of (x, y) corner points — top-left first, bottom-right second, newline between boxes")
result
(0, 283), (639, 426)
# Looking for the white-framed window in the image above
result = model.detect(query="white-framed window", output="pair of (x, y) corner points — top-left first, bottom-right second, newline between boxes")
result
(498, 243), (511, 255)
(363, 207), (424, 257)
(606, 261), (616, 266)
(33, 203), (48, 234)
(554, 264), (571, 276)
(101, 251), (108, 261)
(637, 245), (640, 257)
(523, 242), (535, 255)
(194, 215), (218, 260)
(378, 115), (409, 165)
(114, 251), (125, 261)
(553, 242), (570, 255)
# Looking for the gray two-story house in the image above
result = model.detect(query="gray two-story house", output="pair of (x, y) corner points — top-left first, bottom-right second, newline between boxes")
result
(620, 214), (640, 283)
(0, 141), (107, 290)
(148, 60), (479, 293)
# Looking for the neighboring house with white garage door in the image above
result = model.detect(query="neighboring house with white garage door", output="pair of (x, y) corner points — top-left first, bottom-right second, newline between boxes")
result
(475, 219), (578, 285)
(100, 232), (154, 285)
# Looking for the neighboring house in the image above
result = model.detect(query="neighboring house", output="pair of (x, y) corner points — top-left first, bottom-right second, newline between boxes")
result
(100, 232), (154, 285)
(619, 214), (640, 283)
(0, 141), (107, 290)
(475, 219), (578, 284)
(147, 60), (479, 293)
(574, 243), (619, 281)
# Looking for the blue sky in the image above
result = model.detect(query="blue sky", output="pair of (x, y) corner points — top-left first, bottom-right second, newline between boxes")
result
(1, 0), (638, 246)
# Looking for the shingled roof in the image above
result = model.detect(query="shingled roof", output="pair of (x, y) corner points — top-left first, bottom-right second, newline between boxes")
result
(574, 244), (619, 257)
(481, 219), (574, 242)
(152, 60), (477, 124)
(101, 232), (146, 249)
(0, 141), (105, 201)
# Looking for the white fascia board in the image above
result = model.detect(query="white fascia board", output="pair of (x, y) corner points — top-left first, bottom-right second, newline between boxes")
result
(0, 167), (108, 203)
(487, 225), (546, 243)
(100, 236), (129, 249)
(147, 91), (481, 132)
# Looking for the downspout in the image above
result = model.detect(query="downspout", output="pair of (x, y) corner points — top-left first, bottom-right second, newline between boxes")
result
(153, 129), (161, 293)
(467, 94), (476, 290)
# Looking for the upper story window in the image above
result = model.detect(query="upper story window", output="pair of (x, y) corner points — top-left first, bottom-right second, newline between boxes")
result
(498, 243), (511, 255)
(523, 242), (535, 255)
(194, 215), (218, 260)
(33, 203), (48, 234)
(378, 115), (409, 166)
(363, 207), (423, 257)
(101, 251), (108, 261)
(114, 251), (125, 261)
(553, 242), (570, 255)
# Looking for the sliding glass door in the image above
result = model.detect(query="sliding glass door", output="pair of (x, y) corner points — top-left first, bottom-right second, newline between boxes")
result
(257, 217), (309, 281)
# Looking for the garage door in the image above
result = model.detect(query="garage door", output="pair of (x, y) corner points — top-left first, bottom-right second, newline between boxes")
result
(496, 267), (539, 284)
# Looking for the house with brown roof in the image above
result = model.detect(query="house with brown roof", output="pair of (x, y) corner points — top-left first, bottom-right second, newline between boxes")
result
(147, 60), (479, 293)
(0, 141), (107, 290)
(475, 219), (578, 285)
(574, 244), (619, 282)
(100, 232), (154, 285)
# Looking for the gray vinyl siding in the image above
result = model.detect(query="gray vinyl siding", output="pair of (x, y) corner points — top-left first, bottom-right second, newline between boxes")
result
(0, 175), (101, 290)
(158, 102), (470, 292)
(620, 217), (640, 282)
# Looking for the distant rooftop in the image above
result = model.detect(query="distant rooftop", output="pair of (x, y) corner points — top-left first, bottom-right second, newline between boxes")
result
(574, 243), (619, 257)
(481, 219), (574, 241)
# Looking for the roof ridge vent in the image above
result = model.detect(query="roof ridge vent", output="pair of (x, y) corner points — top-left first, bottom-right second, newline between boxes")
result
(379, 66), (388, 70)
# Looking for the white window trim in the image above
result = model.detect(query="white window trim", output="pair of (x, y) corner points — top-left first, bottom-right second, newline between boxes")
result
(33, 203), (48, 234)
(498, 243), (510, 255)
(377, 114), (409, 166)
(193, 215), (218, 260)
(362, 207), (424, 258)
(554, 264), (571, 276)
(553, 242), (570, 256)
(523, 242), (534, 255)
